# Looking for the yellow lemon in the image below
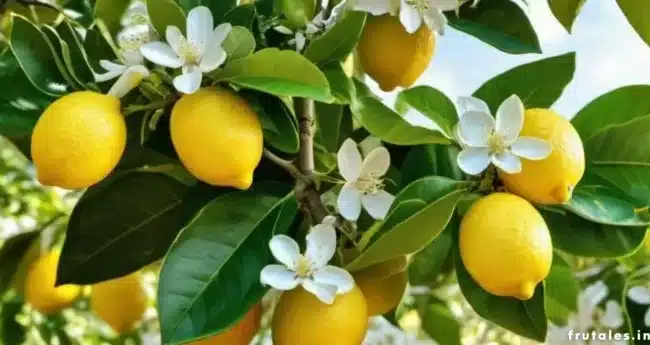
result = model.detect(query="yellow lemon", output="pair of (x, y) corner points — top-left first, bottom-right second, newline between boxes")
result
(460, 193), (552, 300)
(358, 14), (435, 91)
(24, 250), (81, 315)
(90, 272), (148, 334)
(170, 87), (263, 190)
(498, 108), (585, 204)
(354, 256), (408, 316)
(31, 91), (126, 189)
(273, 286), (368, 345)
(190, 304), (261, 345)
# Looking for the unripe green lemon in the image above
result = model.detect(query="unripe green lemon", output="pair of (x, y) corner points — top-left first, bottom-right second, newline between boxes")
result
(276, 0), (317, 29)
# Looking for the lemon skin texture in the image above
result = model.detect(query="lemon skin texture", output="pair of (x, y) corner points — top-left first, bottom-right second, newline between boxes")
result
(24, 250), (82, 315)
(189, 304), (261, 345)
(358, 14), (435, 92)
(459, 193), (553, 300)
(272, 285), (368, 345)
(170, 87), (264, 190)
(355, 256), (408, 316)
(91, 271), (148, 335)
(31, 91), (126, 189)
(499, 108), (585, 204)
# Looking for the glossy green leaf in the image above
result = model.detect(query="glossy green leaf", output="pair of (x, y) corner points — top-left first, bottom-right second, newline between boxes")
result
(304, 11), (366, 65)
(83, 25), (118, 72)
(473, 53), (576, 112)
(0, 231), (40, 296)
(9, 15), (71, 96)
(223, 4), (257, 29)
(542, 208), (647, 258)
(242, 91), (299, 154)
(315, 102), (352, 153)
(322, 63), (355, 104)
(55, 20), (95, 85)
(41, 25), (85, 89)
(158, 190), (297, 344)
(395, 86), (458, 138)
(94, 0), (132, 35)
(177, 0), (237, 23)
(447, 0), (541, 54)
(147, 0), (186, 36)
(400, 145), (464, 187)
(548, 0), (585, 32)
(617, 0), (650, 46)
(565, 184), (650, 226)
(544, 254), (579, 326)
(222, 26), (256, 61)
(213, 48), (331, 102)
(420, 299), (462, 345)
(346, 177), (467, 271)
(408, 223), (454, 287)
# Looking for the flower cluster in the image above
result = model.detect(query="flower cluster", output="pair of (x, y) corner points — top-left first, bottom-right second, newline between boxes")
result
(353, 0), (460, 34)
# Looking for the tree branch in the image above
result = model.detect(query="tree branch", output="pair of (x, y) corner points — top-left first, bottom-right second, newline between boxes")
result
(263, 149), (302, 179)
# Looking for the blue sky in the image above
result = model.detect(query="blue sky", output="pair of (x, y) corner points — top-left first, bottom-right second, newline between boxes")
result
(369, 0), (650, 119)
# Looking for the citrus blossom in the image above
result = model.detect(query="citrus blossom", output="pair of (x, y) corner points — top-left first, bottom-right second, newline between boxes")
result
(353, 0), (459, 33)
(628, 284), (650, 327)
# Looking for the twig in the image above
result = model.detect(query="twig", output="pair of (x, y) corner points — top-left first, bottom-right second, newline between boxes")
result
(263, 149), (302, 179)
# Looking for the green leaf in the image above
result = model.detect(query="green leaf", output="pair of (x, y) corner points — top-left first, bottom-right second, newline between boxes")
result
(400, 145), (464, 187)
(147, 0), (187, 36)
(83, 25), (118, 72)
(454, 230), (548, 342)
(242, 91), (299, 154)
(564, 184), (650, 226)
(213, 48), (331, 102)
(55, 20), (95, 85)
(408, 223), (454, 287)
(223, 4), (257, 29)
(304, 11), (366, 65)
(542, 208), (647, 258)
(544, 254), (579, 325)
(420, 299), (462, 345)
(473, 53), (576, 112)
(617, 0), (650, 46)
(447, 0), (541, 54)
(395, 86), (458, 138)
(57, 172), (221, 285)
(9, 15), (71, 96)
(177, 0), (237, 23)
(94, 0), (132, 35)
(1, 298), (26, 345)
(346, 177), (467, 271)
(315, 102), (352, 153)
(571, 85), (650, 143)
(41, 25), (85, 89)
(322, 62), (355, 104)
(222, 26), (256, 61)
(0, 231), (40, 296)
(158, 190), (297, 345)
(548, 0), (585, 32)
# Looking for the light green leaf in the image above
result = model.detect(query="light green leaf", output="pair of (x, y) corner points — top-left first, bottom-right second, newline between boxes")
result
(94, 0), (132, 35)
(473, 53), (575, 112)
(158, 190), (297, 345)
(346, 177), (467, 271)
(55, 20), (96, 85)
(304, 11), (366, 65)
(9, 15), (71, 96)
(565, 184), (650, 226)
(617, 0), (650, 46)
(322, 63), (355, 104)
(223, 4), (257, 29)
(147, 0), (187, 36)
(544, 254), (579, 326)
(222, 26), (256, 61)
(420, 299), (462, 345)
(446, 0), (541, 54)
(548, 0), (585, 32)
(242, 91), (299, 154)
(395, 86), (458, 138)
(177, 0), (237, 23)
(213, 48), (331, 102)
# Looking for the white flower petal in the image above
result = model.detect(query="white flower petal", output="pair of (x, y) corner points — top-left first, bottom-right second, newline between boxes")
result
(211, 23), (232, 47)
(294, 32), (307, 52)
(166, 25), (185, 59)
(360, 146), (390, 177)
(100, 60), (127, 73)
(628, 286), (650, 304)
(511, 137), (552, 160)
(313, 266), (355, 294)
(600, 300), (624, 329)
(431, 0), (460, 11)
(94, 69), (123, 83)
(260, 265), (300, 290)
(491, 151), (522, 174)
(645, 307), (650, 328)
(338, 182), (362, 221)
(361, 190), (395, 220)
(107, 65), (149, 99)
(423, 7), (447, 34)
(337, 139), (363, 182)
(457, 96), (490, 114)
(353, 0), (394, 15)
(187, 6), (214, 55)
(305, 224), (337, 269)
(199, 45), (226, 73)
(399, 0), (423, 34)
(122, 49), (145, 66)
(495, 94), (524, 144)
(140, 42), (184, 68)
(322, 215), (337, 227)
(269, 235), (301, 269)
(274, 25), (294, 35)
(457, 147), (490, 175)
(457, 110), (495, 147)
(583, 281), (609, 308)
(173, 67), (203, 94)
(302, 279), (338, 304)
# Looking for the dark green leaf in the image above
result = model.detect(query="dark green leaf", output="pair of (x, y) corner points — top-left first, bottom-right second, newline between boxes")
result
(55, 20), (95, 85)
(222, 26), (256, 61)
(473, 53), (576, 112)
(0, 231), (40, 296)
(83, 25), (118, 71)
(177, 0), (237, 23)
(315, 102), (352, 153)
(147, 0), (186, 36)
(1, 298), (26, 345)
(544, 254), (579, 325)
(242, 91), (299, 154)
(395, 86), (458, 138)
(158, 190), (297, 344)
(41, 25), (85, 89)
(223, 4), (257, 29)
(617, 0), (650, 46)
(409, 224), (454, 287)
(400, 145), (464, 187)
(322, 62), (355, 104)
(94, 0), (132, 35)
(447, 0), (541, 54)
(304, 11), (366, 65)
(565, 184), (650, 226)
(548, 0), (585, 32)
(420, 300), (462, 345)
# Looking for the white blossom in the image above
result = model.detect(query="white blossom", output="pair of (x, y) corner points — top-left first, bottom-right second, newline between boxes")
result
(353, 0), (459, 34)
(628, 283), (650, 327)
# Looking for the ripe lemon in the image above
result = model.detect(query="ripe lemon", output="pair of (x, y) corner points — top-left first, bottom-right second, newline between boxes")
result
(498, 108), (585, 204)
(190, 304), (261, 345)
(31, 91), (126, 189)
(24, 250), (81, 315)
(170, 87), (263, 190)
(91, 272), (147, 334)
(358, 14), (435, 91)
(354, 256), (408, 316)
(459, 193), (552, 300)
(273, 286), (368, 345)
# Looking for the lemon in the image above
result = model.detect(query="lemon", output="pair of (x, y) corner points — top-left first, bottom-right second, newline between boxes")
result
(499, 108), (585, 204)
(171, 87), (263, 190)
(31, 91), (126, 189)
(190, 304), (261, 345)
(358, 14), (435, 91)
(459, 193), (552, 300)
(91, 272), (148, 334)
(273, 286), (368, 345)
(24, 250), (81, 315)
(277, 0), (317, 29)
(355, 256), (408, 316)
